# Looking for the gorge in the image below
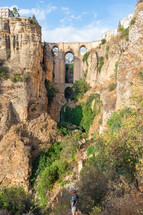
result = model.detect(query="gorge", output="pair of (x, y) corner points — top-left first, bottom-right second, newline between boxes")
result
(0, 1), (143, 214)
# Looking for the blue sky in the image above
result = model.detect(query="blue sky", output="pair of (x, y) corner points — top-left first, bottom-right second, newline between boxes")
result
(0, 0), (137, 42)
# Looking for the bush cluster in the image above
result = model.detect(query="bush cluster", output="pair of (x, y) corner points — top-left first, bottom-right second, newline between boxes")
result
(114, 62), (118, 79)
(0, 187), (40, 215)
(118, 25), (129, 41)
(0, 67), (8, 79)
(108, 83), (117, 92)
(106, 46), (110, 60)
(83, 52), (90, 65)
(45, 79), (56, 106)
(101, 38), (106, 44)
(10, 73), (29, 83)
(72, 78), (90, 100)
(97, 56), (104, 73)
(63, 93), (102, 134)
(130, 17), (136, 26)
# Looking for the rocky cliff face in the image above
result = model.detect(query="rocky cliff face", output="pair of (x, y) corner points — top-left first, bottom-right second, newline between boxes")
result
(0, 17), (57, 189)
(0, 0), (142, 192)
(117, 2), (143, 106)
(83, 1), (143, 134)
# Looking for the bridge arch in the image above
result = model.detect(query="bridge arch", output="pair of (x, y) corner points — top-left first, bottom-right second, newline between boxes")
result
(64, 86), (73, 101)
(80, 45), (87, 55)
(52, 45), (59, 56)
(65, 52), (74, 84)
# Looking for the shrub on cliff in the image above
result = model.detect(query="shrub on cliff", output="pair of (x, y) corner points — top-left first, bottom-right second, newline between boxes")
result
(108, 83), (117, 92)
(63, 105), (83, 126)
(97, 56), (104, 73)
(101, 38), (106, 44)
(83, 52), (90, 65)
(11, 7), (20, 17)
(80, 93), (102, 133)
(0, 67), (8, 79)
(31, 142), (62, 184)
(72, 78), (90, 100)
(60, 131), (84, 161)
(45, 79), (56, 106)
(93, 99), (143, 182)
(0, 187), (40, 215)
(36, 160), (68, 206)
(118, 25), (129, 41)
(78, 165), (108, 214)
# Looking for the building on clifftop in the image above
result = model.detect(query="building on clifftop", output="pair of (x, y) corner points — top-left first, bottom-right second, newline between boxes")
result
(0, 8), (14, 18)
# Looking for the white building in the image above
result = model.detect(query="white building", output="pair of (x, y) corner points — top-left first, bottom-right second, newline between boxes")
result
(0, 8), (14, 18)
(101, 14), (133, 41)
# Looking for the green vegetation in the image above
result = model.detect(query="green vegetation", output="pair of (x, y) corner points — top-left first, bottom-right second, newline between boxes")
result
(78, 165), (108, 214)
(63, 93), (102, 134)
(80, 94), (102, 133)
(114, 61), (118, 79)
(31, 142), (69, 206)
(105, 46), (110, 60)
(98, 117), (102, 125)
(33, 131), (85, 207)
(60, 131), (85, 161)
(85, 69), (88, 77)
(107, 107), (132, 133)
(0, 187), (40, 215)
(36, 160), (68, 205)
(63, 105), (83, 126)
(101, 38), (106, 44)
(10, 73), (29, 83)
(108, 82), (117, 92)
(45, 79), (56, 106)
(118, 25), (129, 41)
(0, 67), (8, 79)
(130, 17), (136, 25)
(139, 70), (143, 79)
(83, 52), (90, 65)
(11, 7), (20, 17)
(30, 15), (37, 24)
(97, 56), (104, 73)
(72, 78), (90, 100)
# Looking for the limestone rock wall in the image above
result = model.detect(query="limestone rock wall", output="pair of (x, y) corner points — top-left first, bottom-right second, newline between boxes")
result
(0, 17), (57, 189)
(117, 1), (143, 106)
(84, 1), (143, 131)
(0, 17), (47, 126)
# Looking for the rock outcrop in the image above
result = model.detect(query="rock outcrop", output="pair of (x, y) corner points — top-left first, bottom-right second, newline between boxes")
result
(117, 1), (143, 106)
(0, 17), (57, 188)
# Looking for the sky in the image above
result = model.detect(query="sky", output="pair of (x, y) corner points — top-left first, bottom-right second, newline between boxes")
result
(0, 0), (137, 42)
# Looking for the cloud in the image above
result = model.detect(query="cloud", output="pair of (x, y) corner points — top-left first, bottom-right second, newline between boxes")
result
(19, 4), (57, 20)
(60, 6), (84, 25)
(42, 23), (109, 43)
(70, 15), (81, 20)
(61, 7), (71, 15)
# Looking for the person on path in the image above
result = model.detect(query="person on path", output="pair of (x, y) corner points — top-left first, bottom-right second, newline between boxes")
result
(71, 190), (79, 215)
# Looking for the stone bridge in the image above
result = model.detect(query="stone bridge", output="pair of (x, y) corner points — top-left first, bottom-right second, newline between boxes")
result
(48, 41), (100, 93)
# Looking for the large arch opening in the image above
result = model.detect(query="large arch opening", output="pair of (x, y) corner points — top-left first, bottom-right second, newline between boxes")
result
(80, 46), (87, 56)
(52, 46), (59, 56)
(64, 87), (73, 101)
(65, 52), (74, 83)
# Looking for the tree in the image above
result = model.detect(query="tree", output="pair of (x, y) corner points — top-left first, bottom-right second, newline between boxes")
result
(11, 7), (20, 17)
(31, 15), (37, 24)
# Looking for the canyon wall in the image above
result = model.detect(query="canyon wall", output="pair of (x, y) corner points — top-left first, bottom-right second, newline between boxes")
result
(0, 0), (142, 190)
(0, 17), (58, 189)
